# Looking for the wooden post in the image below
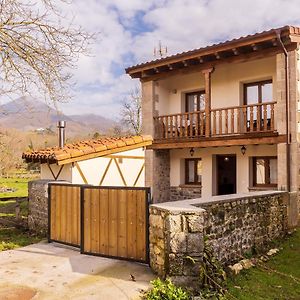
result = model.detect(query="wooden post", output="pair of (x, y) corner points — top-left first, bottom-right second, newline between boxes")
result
(202, 68), (214, 137)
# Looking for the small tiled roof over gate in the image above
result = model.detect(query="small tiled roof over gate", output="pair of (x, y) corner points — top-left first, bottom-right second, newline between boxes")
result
(22, 135), (152, 165)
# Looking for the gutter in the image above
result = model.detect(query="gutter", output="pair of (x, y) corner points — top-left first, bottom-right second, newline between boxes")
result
(275, 29), (291, 192)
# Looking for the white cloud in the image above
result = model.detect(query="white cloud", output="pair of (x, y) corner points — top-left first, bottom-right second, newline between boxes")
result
(11, 0), (300, 120)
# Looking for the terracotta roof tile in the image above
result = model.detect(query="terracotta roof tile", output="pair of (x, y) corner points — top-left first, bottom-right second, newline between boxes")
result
(125, 25), (297, 74)
(22, 135), (153, 164)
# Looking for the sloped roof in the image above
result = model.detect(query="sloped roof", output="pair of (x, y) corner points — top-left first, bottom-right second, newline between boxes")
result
(126, 25), (300, 79)
(22, 135), (152, 165)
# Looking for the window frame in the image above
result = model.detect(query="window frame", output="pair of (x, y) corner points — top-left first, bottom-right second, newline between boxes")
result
(252, 156), (277, 187)
(243, 79), (273, 105)
(185, 158), (202, 185)
(185, 90), (205, 113)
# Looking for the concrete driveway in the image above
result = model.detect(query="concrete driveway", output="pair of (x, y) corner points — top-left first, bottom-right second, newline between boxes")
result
(0, 241), (155, 300)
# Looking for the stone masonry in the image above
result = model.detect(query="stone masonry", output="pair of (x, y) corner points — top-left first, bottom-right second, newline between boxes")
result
(28, 179), (52, 235)
(149, 191), (288, 286)
(170, 186), (202, 201)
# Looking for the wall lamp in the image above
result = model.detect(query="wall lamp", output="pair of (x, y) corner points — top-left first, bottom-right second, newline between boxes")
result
(190, 147), (195, 157)
(241, 145), (246, 155)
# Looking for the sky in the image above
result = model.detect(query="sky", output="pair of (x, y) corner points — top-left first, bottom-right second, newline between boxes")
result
(54, 0), (300, 120)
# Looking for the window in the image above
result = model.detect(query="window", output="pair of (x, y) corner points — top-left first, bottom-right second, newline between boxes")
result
(244, 80), (273, 130)
(185, 91), (205, 113)
(253, 157), (277, 187)
(185, 158), (202, 185)
(244, 80), (272, 105)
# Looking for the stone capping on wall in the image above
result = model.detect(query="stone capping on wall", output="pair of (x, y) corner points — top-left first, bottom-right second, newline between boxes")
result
(149, 191), (289, 287)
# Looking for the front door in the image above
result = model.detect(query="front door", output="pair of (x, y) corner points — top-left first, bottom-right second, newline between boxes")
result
(216, 155), (236, 195)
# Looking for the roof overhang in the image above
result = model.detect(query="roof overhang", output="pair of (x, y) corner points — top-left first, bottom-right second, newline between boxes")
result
(22, 136), (153, 165)
(126, 26), (300, 81)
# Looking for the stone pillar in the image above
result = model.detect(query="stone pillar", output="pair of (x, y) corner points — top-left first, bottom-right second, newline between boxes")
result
(276, 49), (299, 227)
(142, 80), (171, 203)
(28, 179), (52, 235)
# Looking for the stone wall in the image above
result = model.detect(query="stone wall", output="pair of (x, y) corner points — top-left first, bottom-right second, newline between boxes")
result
(170, 186), (201, 201)
(28, 179), (52, 235)
(149, 191), (288, 285)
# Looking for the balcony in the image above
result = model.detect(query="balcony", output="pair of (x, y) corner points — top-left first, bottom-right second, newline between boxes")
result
(153, 102), (277, 143)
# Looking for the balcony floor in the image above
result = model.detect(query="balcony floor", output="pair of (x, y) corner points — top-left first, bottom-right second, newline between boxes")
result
(149, 132), (286, 149)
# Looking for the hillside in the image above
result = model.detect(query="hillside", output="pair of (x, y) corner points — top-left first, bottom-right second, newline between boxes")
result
(0, 97), (116, 136)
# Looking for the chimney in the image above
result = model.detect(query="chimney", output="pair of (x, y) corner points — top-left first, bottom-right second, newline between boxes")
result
(57, 120), (66, 148)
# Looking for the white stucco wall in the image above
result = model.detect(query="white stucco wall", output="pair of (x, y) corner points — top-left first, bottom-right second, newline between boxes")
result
(170, 144), (277, 199)
(40, 163), (72, 182)
(156, 56), (276, 115)
(71, 148), (145, 187)
(40, 148), (146, 187)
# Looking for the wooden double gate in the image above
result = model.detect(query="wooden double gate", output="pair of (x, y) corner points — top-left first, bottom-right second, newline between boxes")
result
(48, 183), (150, 263)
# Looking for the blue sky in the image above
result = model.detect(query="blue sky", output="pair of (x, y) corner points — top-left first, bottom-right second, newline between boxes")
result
(52, 0), (300, 119)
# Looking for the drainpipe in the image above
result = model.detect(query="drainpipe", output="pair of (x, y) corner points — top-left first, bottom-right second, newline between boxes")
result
(57, 120), (66, 149)
(275, 30), (290, 192)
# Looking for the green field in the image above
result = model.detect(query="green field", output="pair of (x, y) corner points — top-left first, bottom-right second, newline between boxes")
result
(0, 177), (30, 198)
(0, 227), (42, 251)
(226, 229), (300, 300)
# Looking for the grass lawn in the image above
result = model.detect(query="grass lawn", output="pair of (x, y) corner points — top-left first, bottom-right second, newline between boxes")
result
(0, 227), (43, 251)
(226, 229), (300, 300)
(0, 177), (31, 198)
(0, 197), (43, 251)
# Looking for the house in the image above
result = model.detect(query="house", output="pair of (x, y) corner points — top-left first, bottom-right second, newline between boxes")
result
(126, 25), (300, 223)
(23, 130), (152, 187)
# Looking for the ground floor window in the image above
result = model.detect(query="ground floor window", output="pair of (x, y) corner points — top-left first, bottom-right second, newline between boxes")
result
(253, 156), (277, 187)
(185, 158), (202, 185)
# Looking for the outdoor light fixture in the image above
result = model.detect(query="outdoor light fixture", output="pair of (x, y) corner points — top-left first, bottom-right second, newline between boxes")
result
(241, 145), (246, 155)
(224, 157), (229, 162)
(190, 147), (195, 157)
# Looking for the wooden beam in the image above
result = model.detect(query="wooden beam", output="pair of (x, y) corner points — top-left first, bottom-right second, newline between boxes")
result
(133, 163), (145, 187)
(99, 158), (113, 185)
(167, 64), (173, 70)
(251, 43), (258, 51)
(74, 162), (88, 184)
(140, 45), (296, 82)
(57, 141), (152, 165)
(149, 134), (286, 149)
(202, 68), (214, 137)
(182, 60), (188, 67)
(129, 30), (288, 75)
(232, 48), (239, 55)
(47, 163), (64, 180)
(113, 158), (127, 186)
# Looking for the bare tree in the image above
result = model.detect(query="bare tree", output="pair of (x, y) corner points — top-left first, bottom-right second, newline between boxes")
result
(0, 0), (94, 104)
(121, 87), (142, 135)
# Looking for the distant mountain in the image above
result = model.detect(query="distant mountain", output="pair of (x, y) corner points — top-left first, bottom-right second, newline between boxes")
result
(0, 97), (116, 136)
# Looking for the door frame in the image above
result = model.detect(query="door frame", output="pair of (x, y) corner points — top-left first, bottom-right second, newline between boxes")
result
(215, 154), (237, 196)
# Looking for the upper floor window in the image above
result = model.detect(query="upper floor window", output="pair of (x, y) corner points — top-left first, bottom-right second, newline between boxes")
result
(244, 80), (272, 105)
(185, 158), (202, 185)
(252, 156), (277, 187)
(185, 91), (205, 113)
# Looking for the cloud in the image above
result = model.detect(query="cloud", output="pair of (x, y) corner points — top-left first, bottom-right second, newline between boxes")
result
(22, 0), (300, 119)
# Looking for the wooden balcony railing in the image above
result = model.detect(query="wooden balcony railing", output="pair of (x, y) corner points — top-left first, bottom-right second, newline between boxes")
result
(154, 101), (276, 140)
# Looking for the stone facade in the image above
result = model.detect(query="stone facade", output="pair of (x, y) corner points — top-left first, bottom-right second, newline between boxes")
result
(28, 179), (52, 235)
(170, 186), (201, 201)
(149, 191), (288, 286)
(147, 149), (170, 203)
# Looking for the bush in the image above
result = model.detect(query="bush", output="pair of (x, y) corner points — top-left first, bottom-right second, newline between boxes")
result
(143, 278), (190, 300)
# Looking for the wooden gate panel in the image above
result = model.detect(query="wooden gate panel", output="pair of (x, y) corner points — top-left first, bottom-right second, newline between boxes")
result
(82, 187), (149, 263)
(49, 184), (80, 247)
